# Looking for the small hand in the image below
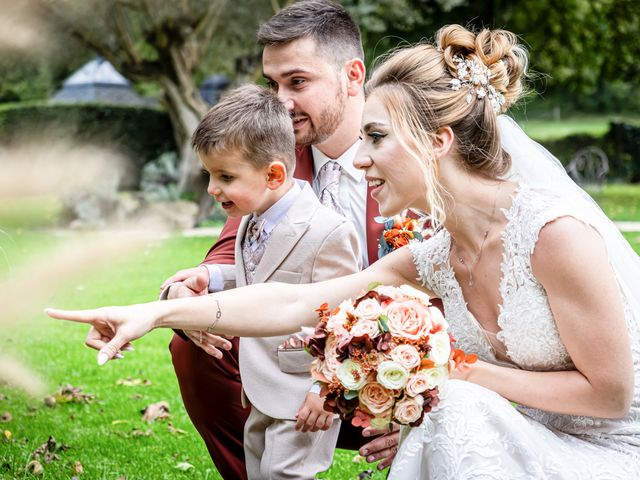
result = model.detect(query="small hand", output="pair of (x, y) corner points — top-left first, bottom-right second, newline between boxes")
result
(359, 424), (400, 470)
(161, 266), (210, 297)
(46, 303), (159, 365)
(183, 329), (233, 359)
(294, 393), (334, 432)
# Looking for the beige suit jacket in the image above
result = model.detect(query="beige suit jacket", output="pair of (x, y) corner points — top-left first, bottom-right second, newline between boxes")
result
(216, 182), (361, 419)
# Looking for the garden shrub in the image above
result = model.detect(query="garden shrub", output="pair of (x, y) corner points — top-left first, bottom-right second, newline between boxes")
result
(0, 102), (176, 188)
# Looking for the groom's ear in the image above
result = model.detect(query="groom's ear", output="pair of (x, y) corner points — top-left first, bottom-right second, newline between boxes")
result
(432, 127), (455, 160)
(344, 58), (365, 96)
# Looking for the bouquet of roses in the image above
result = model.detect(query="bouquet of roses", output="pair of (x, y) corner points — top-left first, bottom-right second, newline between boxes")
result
(306, 284), (475, 429)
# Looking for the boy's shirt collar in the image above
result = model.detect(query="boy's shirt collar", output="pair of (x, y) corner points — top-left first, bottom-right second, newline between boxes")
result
(311, 140), (363, 182)
(248, 179), (303, 237)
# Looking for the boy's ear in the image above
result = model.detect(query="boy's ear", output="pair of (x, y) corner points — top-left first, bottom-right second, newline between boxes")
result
(344, 58), (365, 96)
(266, 161), (288, 189)
(432, 126), (455, 160)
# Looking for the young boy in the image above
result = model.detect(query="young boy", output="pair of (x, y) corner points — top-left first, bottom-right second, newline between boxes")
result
(190, 84), (362, 480)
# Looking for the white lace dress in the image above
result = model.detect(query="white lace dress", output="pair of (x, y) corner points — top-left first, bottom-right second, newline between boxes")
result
(390, 185), (640, 479)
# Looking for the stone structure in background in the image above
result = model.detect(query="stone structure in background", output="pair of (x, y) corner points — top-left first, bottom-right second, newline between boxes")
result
(51, 57), (156, 107)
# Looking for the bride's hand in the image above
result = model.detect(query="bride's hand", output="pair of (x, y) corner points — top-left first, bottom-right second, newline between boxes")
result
(46, 304), (159, 365)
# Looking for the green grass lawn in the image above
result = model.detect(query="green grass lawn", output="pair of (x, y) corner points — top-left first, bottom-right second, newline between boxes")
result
(585, 184), (640, 222)
(0, 231), (385, 480)
(515, 113), (640, 142)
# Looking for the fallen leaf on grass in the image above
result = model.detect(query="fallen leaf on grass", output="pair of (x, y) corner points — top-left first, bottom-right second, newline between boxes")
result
(50, 384), (95, 405)
(2, 430), (11, 440)
(43, 396), (56, 408)
(174, 461), (194, 471)
(116, 377), (152, 387)
(111, 420), (130, 425)
(25, 460), (43, 475)
(352, 454), (364, 463)
(131, 428), (154, 437)
(141, 401), (170, 422)
(0, 394), (6, 401)
(167, 423), (187, 435)
(31, 436), (69, 464)
(72, 460), (84, 474)
(0, 412), (11, 422)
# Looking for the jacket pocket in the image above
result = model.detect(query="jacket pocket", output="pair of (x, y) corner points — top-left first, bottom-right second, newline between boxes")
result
(277, 347), (313, 374)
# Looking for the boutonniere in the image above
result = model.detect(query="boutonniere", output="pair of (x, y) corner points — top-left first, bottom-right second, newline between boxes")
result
(377, 214), (427, 258)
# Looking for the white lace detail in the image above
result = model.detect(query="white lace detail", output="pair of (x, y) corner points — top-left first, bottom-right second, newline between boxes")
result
(399, 185), (640, 478)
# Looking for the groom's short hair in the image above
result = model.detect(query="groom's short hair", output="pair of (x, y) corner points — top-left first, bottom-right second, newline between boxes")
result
(257, 0), (364, 65)
(191, 84), (295, 171)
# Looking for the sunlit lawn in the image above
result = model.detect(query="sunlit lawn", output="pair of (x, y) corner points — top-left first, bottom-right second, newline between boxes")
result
(519, 115), (640, 141)
(0, 230), (384, 480)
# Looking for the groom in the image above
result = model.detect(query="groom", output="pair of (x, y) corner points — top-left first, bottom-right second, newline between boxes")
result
(162, 1), (399, 477)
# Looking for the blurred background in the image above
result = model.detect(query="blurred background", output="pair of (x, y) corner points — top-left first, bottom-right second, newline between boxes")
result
(1, 1), (638, 478)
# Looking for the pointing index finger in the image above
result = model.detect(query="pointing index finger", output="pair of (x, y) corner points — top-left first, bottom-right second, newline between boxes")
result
(45, 307), (103, 324)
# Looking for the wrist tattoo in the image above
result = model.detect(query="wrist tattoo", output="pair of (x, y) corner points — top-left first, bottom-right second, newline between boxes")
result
(206, 298), (222, 333)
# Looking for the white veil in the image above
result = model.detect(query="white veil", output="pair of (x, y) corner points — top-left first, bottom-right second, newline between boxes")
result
(498, 115), (640, 334)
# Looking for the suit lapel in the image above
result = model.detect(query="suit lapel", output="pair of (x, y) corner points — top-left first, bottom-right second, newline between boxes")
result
(252, 185), (316, 283)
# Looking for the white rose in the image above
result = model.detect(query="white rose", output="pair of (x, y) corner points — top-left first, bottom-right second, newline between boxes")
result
(350, 319), (381, 339)
(390, 344), (421, 370)
(376, 360), (410, 390)
(428, 331), (452, 365)
(336, 359), (368, 391)
(398, 284), (432, 306)
(326, 310), (349, 337)
(423, 366), (449, 390)
(354, 298), (385, 321)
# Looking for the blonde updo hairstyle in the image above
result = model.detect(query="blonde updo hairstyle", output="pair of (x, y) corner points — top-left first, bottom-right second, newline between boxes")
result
(366, 24), (528, 227)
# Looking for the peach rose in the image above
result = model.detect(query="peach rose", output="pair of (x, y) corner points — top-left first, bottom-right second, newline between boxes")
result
(358, 382), (395, 415)
(390, 344), (421, 370)
(428, 331), (452, 365)
(326, 306), (350, 337)
(398, 284), (432, 306)
(350, 319), (381, 339)
(320, 336), (341, 380)
(376, 360), (410, 390)
(373, 285), (404, 301)
(428, 306), (448, 332)
(404, 371), (431, 397)
(385, 300), (431, 341)
(354, 298), (385, 321)
(393, 395), (424, 424)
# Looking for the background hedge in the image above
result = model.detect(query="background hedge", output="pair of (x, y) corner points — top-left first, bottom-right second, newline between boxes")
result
(0, 102), (176, 188)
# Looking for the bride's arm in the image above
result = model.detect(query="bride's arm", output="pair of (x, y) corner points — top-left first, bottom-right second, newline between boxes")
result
(161, 246), (421, 335)
(47, 246), (427, 361)
(459, 217), (635, 419)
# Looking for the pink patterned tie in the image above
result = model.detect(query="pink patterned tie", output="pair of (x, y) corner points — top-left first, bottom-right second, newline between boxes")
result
(242, 217), (269, 284)
(316, 161), (344, 216)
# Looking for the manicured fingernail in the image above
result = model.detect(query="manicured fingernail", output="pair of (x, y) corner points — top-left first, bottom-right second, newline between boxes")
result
(97, 353), (109, 366)
(368, 456), (375, 463)
(115, 353), (124, 359)
(122, 345), (135, 351)
(361, 449), (368, 455)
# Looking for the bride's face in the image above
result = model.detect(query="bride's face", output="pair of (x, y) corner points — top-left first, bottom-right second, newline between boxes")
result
(354, 93), (429, 217)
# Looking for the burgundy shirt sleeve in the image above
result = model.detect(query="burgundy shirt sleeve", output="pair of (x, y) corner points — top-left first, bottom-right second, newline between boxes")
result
(200, 216), (242, 266)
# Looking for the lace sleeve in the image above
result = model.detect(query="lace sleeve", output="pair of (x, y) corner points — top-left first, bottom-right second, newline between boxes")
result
(408, 231), (449, 298)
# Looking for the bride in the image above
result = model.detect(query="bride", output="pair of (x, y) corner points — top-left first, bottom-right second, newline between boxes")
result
(48, 25), (640, 477)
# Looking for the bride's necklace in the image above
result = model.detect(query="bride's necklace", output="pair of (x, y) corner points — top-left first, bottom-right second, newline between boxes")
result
(451, 182), (502, 288)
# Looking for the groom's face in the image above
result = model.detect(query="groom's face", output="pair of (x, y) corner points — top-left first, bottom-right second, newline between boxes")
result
(262, 37), (347, 147)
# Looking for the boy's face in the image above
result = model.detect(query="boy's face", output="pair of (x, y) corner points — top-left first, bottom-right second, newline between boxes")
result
(262, 37), (347, 147)
(201, 149), (273, 218)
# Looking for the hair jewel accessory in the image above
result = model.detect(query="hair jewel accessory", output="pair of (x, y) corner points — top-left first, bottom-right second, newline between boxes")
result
(449, 55), (505, 113)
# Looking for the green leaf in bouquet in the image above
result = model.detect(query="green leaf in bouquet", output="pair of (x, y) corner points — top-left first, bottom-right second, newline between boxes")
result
(344, 390), (359, 400)
(367, 281), (382, 291)
(378, 315), (390, 333)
